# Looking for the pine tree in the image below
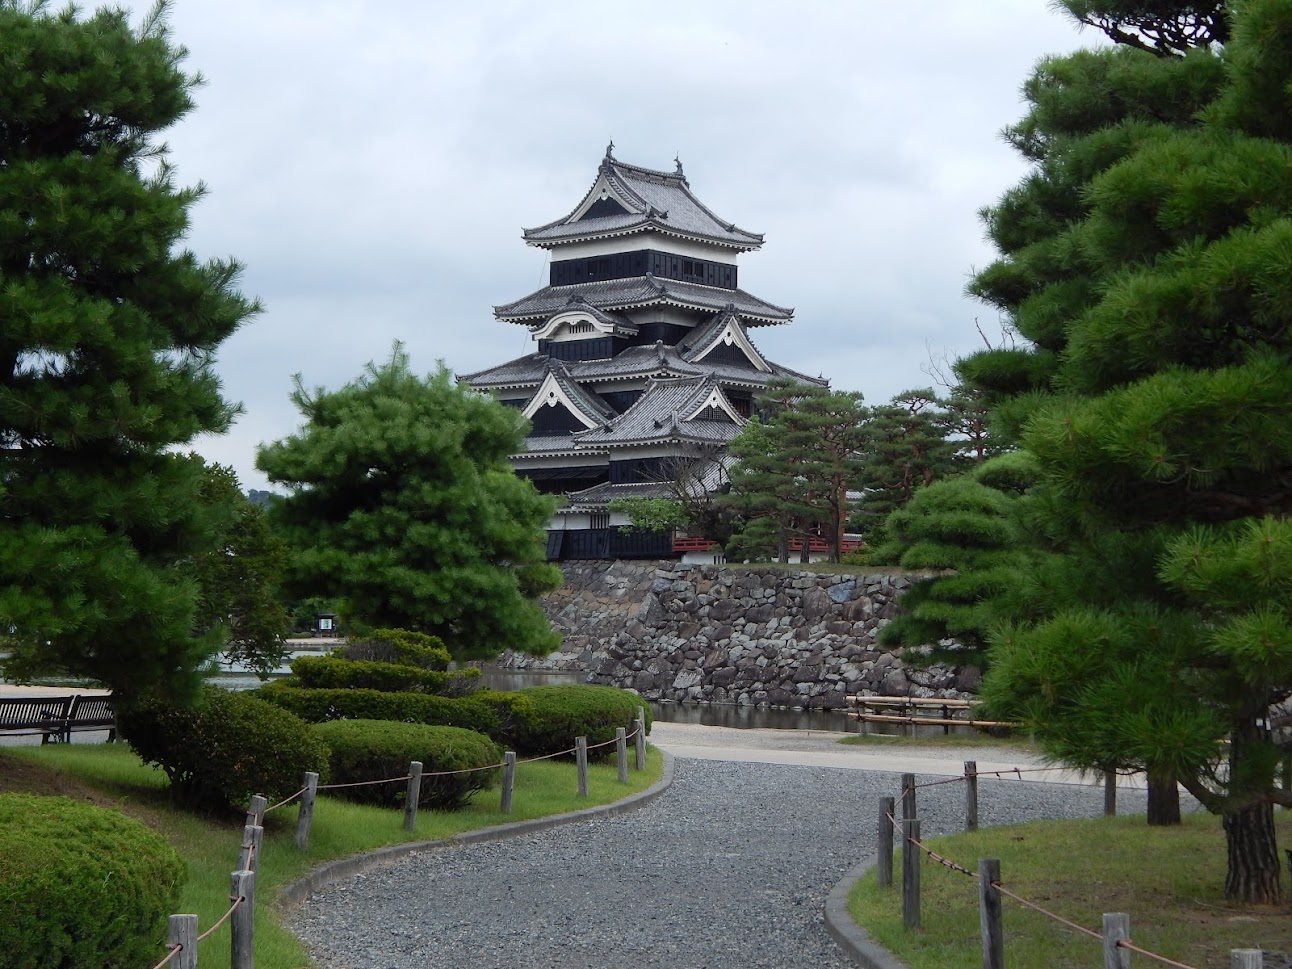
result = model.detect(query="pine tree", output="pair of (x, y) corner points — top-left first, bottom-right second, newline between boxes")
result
(0, 3), (258, 702)
(964, 0), (1292, 899)
(256, 345), (561, 661)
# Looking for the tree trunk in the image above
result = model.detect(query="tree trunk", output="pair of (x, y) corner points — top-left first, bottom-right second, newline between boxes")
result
(1222, 717), (1281, 903)
(1145, 769), (1181, 826)
(1223, 801), (1280, 903)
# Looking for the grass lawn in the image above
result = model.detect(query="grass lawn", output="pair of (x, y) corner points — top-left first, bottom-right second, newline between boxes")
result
(848, 811), (1292, 969)
(3, 742), (663, 969)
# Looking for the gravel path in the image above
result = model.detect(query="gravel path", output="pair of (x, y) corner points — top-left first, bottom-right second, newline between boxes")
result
(290, 754), (1148, 969)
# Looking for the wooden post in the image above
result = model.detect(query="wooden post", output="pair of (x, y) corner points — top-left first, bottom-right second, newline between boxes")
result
(236, 823), (262, 873)
(295, 771), (319, 850)
(245, 794), (267, 828)
(231, 869), (255, 969)
(167, 914), (197, 969)
(1102, 913), (1131, 969)
(979, 858), (1003, 969)
(615, 727), (628, 783)
(877, 796), (895, 889)
(576, 737), (589, 797)
(1104, 770), (1117, 817)
(901, 772), (916, 820)
(1232, 950), (1264, 968)
(634, 717), (646, 771)
(965, 761), (979, 832)
(404, 761), (422, 832)
(501, 751), (516, 813)
(902, 818), (920, 929)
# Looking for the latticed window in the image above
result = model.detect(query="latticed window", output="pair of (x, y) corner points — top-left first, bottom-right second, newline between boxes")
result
(590, 512), (610, 530)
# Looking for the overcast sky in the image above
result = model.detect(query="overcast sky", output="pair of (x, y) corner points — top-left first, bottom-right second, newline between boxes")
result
(125, 1), (1104, 492)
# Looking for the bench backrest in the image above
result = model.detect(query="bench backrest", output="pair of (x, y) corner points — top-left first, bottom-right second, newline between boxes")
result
(0, 695), (74, 727)
(67, 694), (115, 725)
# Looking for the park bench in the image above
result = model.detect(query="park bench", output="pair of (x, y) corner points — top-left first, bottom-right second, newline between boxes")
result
(0, 694), (116, 743)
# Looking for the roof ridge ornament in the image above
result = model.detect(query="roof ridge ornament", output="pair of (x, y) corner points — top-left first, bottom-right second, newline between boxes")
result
(674, 155), (683, 175)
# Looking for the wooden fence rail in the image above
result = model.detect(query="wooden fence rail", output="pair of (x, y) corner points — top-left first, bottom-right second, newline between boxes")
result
(148, 725), (646, 969)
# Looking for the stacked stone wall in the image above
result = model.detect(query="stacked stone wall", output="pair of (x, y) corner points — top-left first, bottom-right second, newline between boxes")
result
(497, 560), (977, 709)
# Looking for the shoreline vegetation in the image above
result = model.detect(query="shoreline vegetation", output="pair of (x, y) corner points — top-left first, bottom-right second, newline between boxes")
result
(1, 743), (664, 969)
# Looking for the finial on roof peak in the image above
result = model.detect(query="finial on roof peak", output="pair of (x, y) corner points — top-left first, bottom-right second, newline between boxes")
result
(605, 138), (615, 159)
(674, 155), (683, 175)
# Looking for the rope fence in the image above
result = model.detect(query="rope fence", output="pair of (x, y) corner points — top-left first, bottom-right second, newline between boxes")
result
(146, 706), (650, 968)
(876, 762), (1267, 968)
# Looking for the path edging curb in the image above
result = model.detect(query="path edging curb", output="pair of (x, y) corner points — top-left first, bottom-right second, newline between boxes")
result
(824, 856), (911, 969)
(278, 749), (675, 908)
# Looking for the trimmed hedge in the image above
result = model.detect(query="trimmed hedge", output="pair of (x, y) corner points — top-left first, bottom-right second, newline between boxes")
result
(291, 656), (480, 696)
(255, 682), (651, 759)
(340, 628), (451, 670)
(503, 685), (651, 758)
(257, 682), (501, 735)
(119, 685), (330, 813)
(313, 719), (501, 811)
(0, 794), (185, 969)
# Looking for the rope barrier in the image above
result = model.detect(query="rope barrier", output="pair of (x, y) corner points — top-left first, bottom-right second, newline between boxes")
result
(515, 744), (580, 765)
(1115, 938), (1202, 969)
(908, 832), (978, 879)
(195, 894), (243, 943)
(417, 761), (509, 777)
(317, 773), (412, 790)
(989, 882), (1103, 942)
(888, 774), (1205, 969)
(265, 785), (309, 813)
(150, 943), (183, 969)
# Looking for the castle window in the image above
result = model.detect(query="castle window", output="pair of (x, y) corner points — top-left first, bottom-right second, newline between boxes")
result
(590, 512), (610, 530)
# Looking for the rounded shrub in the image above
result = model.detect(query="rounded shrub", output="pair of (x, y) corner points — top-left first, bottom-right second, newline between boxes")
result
(290, 655), (481, 696)
(340, 628), (451, 670)
(0, 794), (185, 969)
(502, 685), (652, 757)
(119, 685), (330, 813)
(257, 682), (500, 735)
(313, 719), (502, 811)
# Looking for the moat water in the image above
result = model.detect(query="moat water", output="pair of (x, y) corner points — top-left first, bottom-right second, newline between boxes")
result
(213, 651), (865, 733)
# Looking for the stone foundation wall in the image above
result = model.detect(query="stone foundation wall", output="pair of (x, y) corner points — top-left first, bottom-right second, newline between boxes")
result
(497, 561), (977, 709)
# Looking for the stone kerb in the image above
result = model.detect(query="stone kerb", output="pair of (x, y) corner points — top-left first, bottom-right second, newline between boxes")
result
(499, 561), (976, 708)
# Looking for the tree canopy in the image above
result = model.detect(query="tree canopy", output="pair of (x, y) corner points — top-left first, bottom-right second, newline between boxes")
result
(0, 2), (258, 702)
(958, 0), (1292, 901)
(256, 346), (561, 662)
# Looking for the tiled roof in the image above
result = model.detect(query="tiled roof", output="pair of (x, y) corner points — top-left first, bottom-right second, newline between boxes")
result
(563, 480), (676, 508)
(514, 435), (605, 458)
(545, 361), (618, 423)
(460, 339), (825, 392)
(523, 154), (764, 251)
(572, 374), (745, 448)
(494, 274), (793, 325)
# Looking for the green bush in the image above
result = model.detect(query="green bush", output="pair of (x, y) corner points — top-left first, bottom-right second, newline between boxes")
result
(119, 685), (331, 813)
(292, 655), (480, 696)
(314, 719), (501, 811)
(503, 685), (651, 757)
(340, 628), (451, 670)
(257, 682), (500, 735)
(0, 794), (185, 969)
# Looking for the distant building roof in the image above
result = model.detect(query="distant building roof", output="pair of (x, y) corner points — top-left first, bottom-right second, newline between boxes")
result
(572, 374), (745, 449)
(461, 336), (826, 392)
(494, 274), (793, 326)
(523, 151), (764, 251)
(563, 479), (676, 510)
